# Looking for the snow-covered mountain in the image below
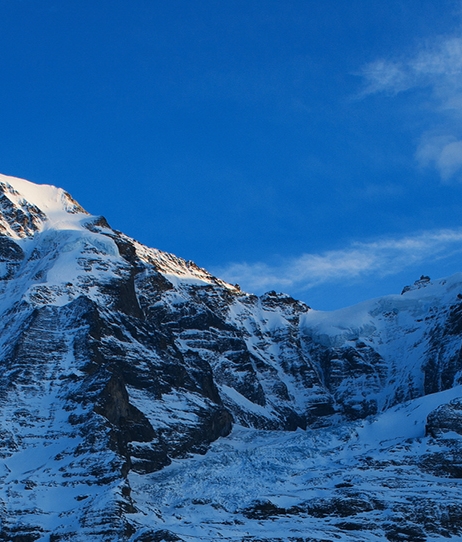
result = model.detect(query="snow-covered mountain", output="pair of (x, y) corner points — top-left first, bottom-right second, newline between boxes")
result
(0, 173), (461, 541)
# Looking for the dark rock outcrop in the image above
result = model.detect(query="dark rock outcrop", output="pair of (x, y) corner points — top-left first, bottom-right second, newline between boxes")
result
(426, 398), (462, 437)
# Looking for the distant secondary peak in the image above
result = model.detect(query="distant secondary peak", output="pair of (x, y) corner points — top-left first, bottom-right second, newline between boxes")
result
(401, 275), (432, 295)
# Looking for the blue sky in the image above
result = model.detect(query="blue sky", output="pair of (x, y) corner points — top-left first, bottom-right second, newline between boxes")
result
(1, 0), (462, 309)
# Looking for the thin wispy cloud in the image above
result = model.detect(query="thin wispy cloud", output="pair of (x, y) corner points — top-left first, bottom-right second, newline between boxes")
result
(360, 37), (462, 97)
(416, 134), (462, 181)
(215, 229), (462, 294)
(360, 34), (462, 182)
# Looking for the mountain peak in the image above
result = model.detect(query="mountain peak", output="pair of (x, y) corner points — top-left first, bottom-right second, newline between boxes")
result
(0, 173), (88, 238)
(0, 174), (461, 540)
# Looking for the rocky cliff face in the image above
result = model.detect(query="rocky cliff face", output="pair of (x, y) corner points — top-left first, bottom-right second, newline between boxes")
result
(0, 174), (461, 541)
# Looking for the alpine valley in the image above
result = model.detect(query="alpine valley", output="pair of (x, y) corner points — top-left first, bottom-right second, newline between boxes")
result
(0, 173), (461, 542)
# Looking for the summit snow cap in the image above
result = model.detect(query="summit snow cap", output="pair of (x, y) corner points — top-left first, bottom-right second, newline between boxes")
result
(0, 173), (88, 238)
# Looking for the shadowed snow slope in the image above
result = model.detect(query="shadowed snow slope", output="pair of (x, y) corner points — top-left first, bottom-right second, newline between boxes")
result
(0, 174), (461, 540)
